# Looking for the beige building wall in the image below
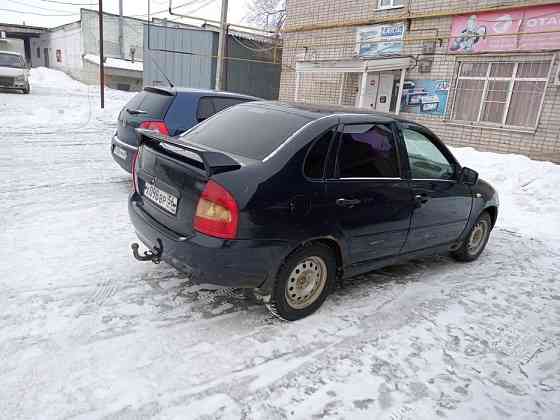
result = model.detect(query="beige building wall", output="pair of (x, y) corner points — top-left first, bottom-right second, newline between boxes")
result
(279, 0), (560, 162)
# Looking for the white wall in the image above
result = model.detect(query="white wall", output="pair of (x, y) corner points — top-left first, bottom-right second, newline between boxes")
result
(30, 23), (82, 78)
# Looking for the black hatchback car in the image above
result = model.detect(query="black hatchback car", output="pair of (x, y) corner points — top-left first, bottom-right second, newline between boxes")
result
(129, 102), (499, 321)
(111, 87), (259, 173)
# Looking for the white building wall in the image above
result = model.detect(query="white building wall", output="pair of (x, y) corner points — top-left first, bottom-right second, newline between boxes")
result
(30, 23), (82, 79)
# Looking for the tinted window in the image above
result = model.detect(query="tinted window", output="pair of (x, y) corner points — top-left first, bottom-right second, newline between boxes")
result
(337, 124), (399, 178)
(213, 97), (250, 112)
(304, 129), (334, 179)
(181, 105), (311, 160)
(197, 97), (215, 121)
(0, 54), (24, 68)
(125, 90), (173, 118)
(402, 129), (455, 180)
(140, 91), (174, 117)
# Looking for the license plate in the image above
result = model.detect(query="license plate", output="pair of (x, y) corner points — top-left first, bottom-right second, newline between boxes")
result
(144, 183), (178, 215)
(113, 145), (127, 160)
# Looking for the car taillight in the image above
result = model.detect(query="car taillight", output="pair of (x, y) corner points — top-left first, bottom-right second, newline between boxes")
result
(139, 120), (170, 136)
(194, 180), (239, 240)
(131, 150), (139, 193)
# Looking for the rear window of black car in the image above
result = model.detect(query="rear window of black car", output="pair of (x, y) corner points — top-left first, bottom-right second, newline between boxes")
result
(180, 105), (312, 160)
(124, 90), (174, 118)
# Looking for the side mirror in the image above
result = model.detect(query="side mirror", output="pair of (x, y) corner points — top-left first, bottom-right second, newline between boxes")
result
(459, 167), (479, 185)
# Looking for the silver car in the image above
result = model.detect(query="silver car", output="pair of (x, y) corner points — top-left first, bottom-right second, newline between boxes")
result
(0, 51), (30, 94)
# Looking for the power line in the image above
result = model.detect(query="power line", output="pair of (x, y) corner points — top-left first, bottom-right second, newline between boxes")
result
(0, 7), (78, 16)
(6, 0), (78, 13)
(35, 0), (96, 5)
(131, 0), (215, 18)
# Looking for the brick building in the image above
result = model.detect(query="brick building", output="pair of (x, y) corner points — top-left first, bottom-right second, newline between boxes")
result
(279, 0), (560, 162)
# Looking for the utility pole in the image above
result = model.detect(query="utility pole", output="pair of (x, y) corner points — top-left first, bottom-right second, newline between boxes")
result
(215, 0), (228, 90)
(118, 0), (124, 59)
(98, 0), (104, 109)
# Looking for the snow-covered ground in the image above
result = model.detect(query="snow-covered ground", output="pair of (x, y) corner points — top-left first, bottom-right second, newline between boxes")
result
(1, 68), (559, 420)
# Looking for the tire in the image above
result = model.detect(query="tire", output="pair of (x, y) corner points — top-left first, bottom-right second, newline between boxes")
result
(451, 211), (492, 262)
(266, 243), (336, 321)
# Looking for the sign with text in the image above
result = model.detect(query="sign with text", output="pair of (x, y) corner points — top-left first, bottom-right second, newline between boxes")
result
(400, 80), (449, 116)
(449, 4), (560, 53)
(356, 22), (405, 58)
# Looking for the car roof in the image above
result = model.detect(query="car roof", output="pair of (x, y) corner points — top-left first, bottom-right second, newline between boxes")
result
(243, 101), (408, 123)
(144, 86), (261, 101)
(0, 50), (24, 57)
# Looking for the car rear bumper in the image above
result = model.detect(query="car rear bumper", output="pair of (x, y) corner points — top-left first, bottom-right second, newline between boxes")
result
(128, 193), (290, 289)
(111, 134), (137, 173)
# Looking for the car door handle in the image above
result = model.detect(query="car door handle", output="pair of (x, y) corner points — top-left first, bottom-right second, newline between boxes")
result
(336, 198), (361, 208)
(414, 194), (429, 204)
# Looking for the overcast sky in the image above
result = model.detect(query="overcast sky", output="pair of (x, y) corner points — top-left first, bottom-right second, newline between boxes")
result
(1, 0), (251, 28)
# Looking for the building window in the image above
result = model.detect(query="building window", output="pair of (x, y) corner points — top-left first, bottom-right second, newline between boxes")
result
(36, 47), (40, 58)
(452, 60), (551, 129)
(378, 0), (404, 9)
(56, 49), (62, 63)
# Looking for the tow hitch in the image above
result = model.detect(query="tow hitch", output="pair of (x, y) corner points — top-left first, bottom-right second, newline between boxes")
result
(131, 239), (163, 264)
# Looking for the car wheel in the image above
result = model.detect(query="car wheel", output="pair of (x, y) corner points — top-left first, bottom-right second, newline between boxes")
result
(266, 243), (336, 321)
(451, 211), (492, 262)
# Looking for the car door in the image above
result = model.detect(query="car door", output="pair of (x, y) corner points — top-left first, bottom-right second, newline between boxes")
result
(399, 124), (472, 252)
(325, 122), (414, 264)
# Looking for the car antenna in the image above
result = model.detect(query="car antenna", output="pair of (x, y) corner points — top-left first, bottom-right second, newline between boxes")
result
(149, 55), (174, 88)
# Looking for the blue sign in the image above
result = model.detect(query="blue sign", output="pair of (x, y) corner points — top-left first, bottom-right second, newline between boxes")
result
(356, 23), (405, 58)
(400, 80), (450, 116)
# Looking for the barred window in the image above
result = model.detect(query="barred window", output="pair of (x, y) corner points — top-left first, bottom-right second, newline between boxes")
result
(452, 61), (551, 129)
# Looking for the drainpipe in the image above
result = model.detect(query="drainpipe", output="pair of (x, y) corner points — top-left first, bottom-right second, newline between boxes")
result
(119, 0), (124, 59)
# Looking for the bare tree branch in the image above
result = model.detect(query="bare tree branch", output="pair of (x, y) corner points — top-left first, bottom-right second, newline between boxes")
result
(244, 0), (286, 33)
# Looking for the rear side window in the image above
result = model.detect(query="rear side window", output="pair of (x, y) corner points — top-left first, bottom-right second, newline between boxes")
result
(197, 97), (215, 121)
(125, 90), (173, 118)
(213, 97), (250, 112)
(304, 128), (334, 179)
(337, 124), (400, 178)
(181, 105), (312, 160)
(197, 96), (251, 122)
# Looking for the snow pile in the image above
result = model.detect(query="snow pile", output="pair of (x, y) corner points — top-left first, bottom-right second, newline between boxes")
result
(0, 67), (133, 133)
(453, 147), (560, 243)
(84, 54), (143, 72)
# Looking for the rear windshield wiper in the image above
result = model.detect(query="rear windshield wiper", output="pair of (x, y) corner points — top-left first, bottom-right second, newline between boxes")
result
(126, 108), (148, 115)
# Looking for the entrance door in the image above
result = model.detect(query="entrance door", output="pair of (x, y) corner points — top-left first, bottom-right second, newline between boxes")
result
(360, 73), (379, 109)
(44, 48), (49, 67)
(358, 72), (395, 112)
(376, 73), (394, 112)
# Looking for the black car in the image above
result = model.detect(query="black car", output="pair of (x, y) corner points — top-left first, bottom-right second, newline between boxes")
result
(111, 87), (259, 173)
(129, 102), (499, 321)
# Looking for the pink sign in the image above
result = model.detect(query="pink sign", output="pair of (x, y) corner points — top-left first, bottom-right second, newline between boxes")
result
(449, 4), (560, 53)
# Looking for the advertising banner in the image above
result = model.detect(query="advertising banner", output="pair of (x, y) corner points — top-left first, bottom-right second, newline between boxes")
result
(356, 22), (405, 58)
(449, 4), (560, 53)
(400, 80), (449, 116)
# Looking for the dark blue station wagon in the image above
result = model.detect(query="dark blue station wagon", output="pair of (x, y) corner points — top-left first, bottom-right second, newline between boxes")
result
(111, 87), (259, 173)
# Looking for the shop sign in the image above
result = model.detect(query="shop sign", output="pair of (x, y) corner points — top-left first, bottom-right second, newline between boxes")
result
(449, 4), (560, 53)
(356, 22), (405, 58)
(400, 80), (449, 116)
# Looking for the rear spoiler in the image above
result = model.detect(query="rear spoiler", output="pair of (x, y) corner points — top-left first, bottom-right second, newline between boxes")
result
(136, 128), (241, 176)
